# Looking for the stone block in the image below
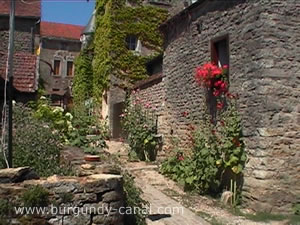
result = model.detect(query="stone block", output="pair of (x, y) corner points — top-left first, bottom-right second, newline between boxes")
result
(0, 167), (39, 183)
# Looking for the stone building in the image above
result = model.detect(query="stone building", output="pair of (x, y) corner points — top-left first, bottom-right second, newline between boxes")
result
(0, 0), (41, 103)
(133, 0), (300, 213)
(39, 22), (83, 108)
(91, 0), (178, 139)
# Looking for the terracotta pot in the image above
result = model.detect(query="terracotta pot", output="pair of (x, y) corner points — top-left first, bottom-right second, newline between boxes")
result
(84, 155), (100, 162)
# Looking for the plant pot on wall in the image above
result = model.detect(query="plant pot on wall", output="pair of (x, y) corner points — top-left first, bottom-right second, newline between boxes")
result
(84, 155), (100, 162)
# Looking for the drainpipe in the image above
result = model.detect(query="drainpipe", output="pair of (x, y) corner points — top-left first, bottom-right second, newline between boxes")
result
(31, 19), (40, 54)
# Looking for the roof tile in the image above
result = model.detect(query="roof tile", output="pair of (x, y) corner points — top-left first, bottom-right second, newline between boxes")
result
(0, 0), (41, 18)
(0, 51), (37, 93)
(41, 21), (84, 40)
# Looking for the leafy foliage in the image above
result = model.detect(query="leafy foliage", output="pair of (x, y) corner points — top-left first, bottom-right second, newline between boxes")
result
(121, 94), (159, 161)
(69, 104), (108, 154)
(161, 102), (247, 195)
(123, 172), (149, 225)
(32, 97), (73, 143)
(10, 103), (73, 176)
(73, 48), (94, 105)
(92, 0), (168, 99)
(22, 186), (49, 208)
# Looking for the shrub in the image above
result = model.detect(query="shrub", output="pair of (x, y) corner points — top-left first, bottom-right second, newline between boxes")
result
(161, 103), (246, 196)
(10, 103), (73, 176)
(22, 186), (49, 208)
(0, 199), (11, 217)
(161, 63), (247, 197)
(69, 103), (108, 153)
(123, 172), (149, 225)
(32, 96), (74, 143)
(121, 92), (159, 161)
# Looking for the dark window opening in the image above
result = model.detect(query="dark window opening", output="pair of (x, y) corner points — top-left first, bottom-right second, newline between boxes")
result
(125, 35), (138, 50)
(67, 61), (74, 76)
(53, 60), (61, 75)
(146, 57), (163, 76)
(211, 36), (229, 67)
(209, 35), (230, 123)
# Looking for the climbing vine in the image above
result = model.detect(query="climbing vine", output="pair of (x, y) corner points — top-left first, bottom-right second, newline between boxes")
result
(73, 47), (94, 106)
(92, 0), (168, 99)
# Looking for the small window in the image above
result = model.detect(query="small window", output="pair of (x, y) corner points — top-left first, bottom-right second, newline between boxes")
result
(211, 36), (229, 67)
(126, 35), (138, 51)
(67, 61), (74, 77)
(54, 60), (61, 75)
(209, 35), (230, 123)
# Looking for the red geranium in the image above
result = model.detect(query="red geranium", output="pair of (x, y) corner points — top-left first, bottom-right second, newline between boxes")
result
(216, 102), (224, 110)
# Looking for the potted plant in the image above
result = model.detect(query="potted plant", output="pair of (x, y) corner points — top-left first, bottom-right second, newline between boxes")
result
(83, 146), (100, 162)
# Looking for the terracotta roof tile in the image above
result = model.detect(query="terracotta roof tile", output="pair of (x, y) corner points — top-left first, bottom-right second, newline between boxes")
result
(0, 0), (41, 18)
(41, 22), (84, 40)
(0, 51), (37, 93)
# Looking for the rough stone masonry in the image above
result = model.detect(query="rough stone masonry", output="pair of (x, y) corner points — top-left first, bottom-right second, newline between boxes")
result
(0, 167), (124, 225)
(134, 0), (300, 213)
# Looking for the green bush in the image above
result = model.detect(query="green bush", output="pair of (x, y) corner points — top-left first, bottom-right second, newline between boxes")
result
(121, 93), (159, 161)
(0, 199), (11, 217)
(32, 96), (74, 143)
(123, 172), (149, 225)
(22, 186), (49, 208)
(160, 102), (247, 196)
(10, 103), (73, 176)
(69, 103), (108, 153)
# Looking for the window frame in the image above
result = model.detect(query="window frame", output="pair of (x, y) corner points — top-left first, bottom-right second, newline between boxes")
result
(209, 34), (230, 123)
(53, 59), (61, 76)
(125, 35), (141, 53)
(66, 61), (74, 77)
(210, 34), (230, 68)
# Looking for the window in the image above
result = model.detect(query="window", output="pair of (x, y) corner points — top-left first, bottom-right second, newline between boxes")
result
(53, 60), (61, 75)
(211, 35), (229, 67)
(125, 35), (141, 53)
(209, 35), (230, 123)
(126, 35), (137, 50)
(67, 61), (74, 77)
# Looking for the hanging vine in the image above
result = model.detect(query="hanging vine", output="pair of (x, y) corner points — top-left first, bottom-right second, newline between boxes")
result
(92, 0), (168, 99)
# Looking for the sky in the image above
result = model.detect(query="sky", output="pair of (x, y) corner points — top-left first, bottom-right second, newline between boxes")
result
(42, 0), (95, 26)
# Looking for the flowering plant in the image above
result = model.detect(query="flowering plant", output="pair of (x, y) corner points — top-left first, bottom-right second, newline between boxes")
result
(161, 62), (247, 195)
(195, 63), (230, 110)
(121, 90), (159, 161)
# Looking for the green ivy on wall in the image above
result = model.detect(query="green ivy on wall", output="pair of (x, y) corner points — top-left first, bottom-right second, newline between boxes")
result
(73, 47), (94, 106)
(92, 0), (168, 99)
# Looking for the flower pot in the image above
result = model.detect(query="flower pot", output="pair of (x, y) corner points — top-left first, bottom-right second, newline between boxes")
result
(84, 155), (100, 162)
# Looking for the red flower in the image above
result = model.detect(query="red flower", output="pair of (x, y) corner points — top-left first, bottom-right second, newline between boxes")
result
(220, 120), (225, 126)
(178, 155), (184, 161)
(226, 92), (235, 99)
(213, 89), (221, 96)
(217, 102), (224, 110)
(177, 152), (184, 161)
(188, 124), (195, 130)
(233, 137), (240, 147)
(182, 111), (189, 117)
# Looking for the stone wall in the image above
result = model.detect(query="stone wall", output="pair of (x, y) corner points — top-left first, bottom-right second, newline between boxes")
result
(39, 38), (81, 97)
(0, 17), (39, 54)
(133, 76), (170, 152)
(0, 168), (124, 225)
(160, 0), (300, 213)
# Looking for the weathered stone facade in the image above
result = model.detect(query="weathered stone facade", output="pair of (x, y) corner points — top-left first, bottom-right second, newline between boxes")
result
(132, 0), (300, 213)
(0, 16), (40, 104)
(0, 168), (124, 225)
(39, 22), (83, 108)
(0, 17), (39, 54)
